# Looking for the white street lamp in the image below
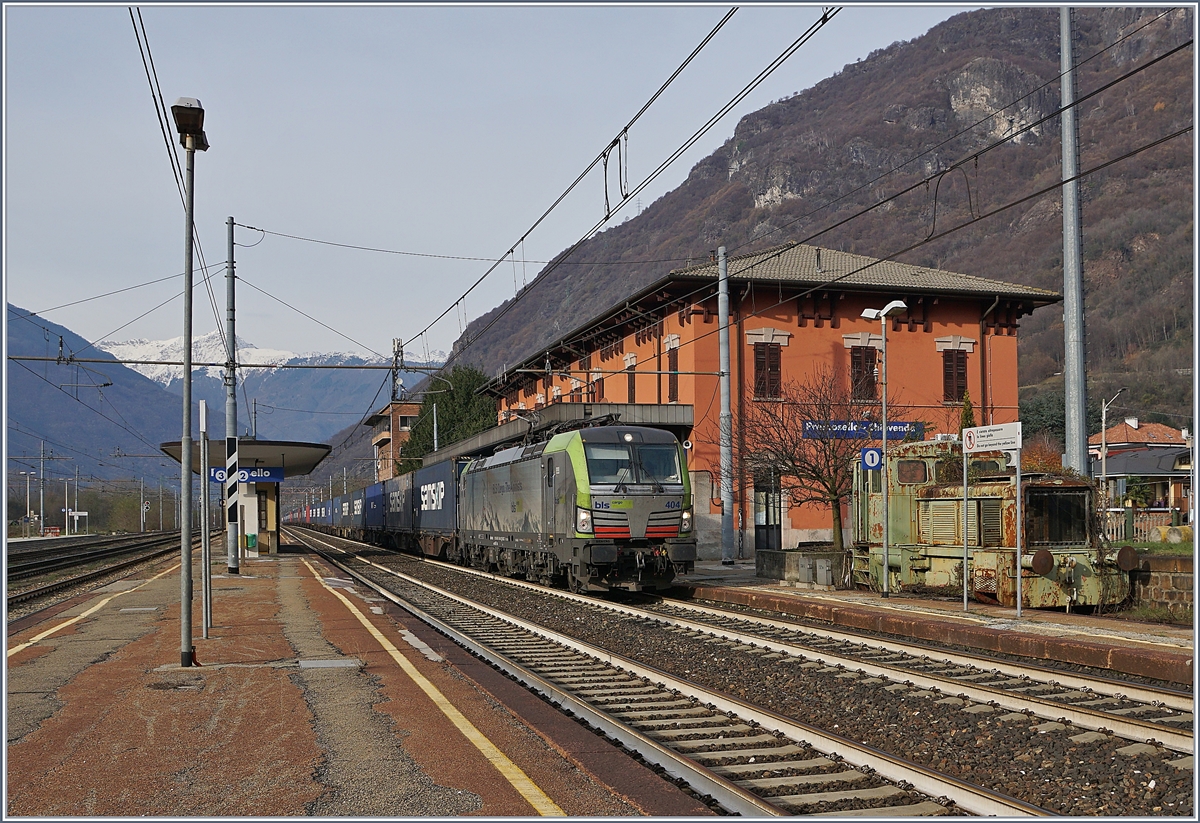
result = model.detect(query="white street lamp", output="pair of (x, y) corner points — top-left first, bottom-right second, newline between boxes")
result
(860, 299), (907, 598)
(1100, 387), (1126, 510)
(171, 96), (208, 669)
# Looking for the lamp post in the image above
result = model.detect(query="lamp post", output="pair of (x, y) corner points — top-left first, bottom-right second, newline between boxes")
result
(1100, 387), (1126, 509)
(171, 96), (208, 669)
(860, 299), (907, 598)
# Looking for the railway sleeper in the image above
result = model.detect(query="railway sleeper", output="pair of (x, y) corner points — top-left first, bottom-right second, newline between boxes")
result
(738, 770), (869, 791)
(710, 757), (838, 777)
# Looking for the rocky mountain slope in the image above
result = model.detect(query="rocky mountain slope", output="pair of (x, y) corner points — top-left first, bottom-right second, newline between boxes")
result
(449, 7), (1192, 428)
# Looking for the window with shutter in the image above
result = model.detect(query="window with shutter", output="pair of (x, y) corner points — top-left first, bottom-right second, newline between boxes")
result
(943, 350), (968, 402)
(627, 365), (636, 403)
(850, 346), (877, 400)
(667, 347), (679, 402)
(754, 342), (781, 399)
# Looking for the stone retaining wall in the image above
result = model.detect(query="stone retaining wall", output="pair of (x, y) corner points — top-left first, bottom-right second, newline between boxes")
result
(1132, 554), (1193, 614)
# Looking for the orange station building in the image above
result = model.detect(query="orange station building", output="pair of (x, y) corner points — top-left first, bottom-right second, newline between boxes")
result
(484, 242), (1060, 559)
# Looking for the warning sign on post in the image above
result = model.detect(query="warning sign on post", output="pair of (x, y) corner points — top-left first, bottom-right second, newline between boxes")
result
(963, 422), (1022, 453)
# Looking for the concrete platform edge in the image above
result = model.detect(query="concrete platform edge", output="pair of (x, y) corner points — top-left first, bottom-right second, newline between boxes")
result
(676, 583), (1194, 685)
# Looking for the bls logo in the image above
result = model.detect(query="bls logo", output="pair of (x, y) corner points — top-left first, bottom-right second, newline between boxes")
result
(421, 481), (445, 511)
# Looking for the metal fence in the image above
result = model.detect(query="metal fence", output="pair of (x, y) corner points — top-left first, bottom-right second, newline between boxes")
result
(1103, 508), (1175, 543)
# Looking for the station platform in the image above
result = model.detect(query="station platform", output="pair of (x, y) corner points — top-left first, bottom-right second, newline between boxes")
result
(676, 560), (1194, 685)
(5, 547), (712, 817)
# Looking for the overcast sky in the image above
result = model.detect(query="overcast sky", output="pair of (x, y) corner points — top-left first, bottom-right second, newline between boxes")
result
(5, 3), (976, 361)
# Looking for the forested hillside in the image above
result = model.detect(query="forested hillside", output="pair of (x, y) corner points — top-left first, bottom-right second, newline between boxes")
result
(449, 7), (1192, 435)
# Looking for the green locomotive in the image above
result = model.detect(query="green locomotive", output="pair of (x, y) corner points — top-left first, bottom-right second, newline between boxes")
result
(456, 425), (696, 592)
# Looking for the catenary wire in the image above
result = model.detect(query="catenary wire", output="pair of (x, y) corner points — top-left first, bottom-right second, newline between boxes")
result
(725, 8), (1185, 256)
(429, 8), (841, 372)
(489, 32), (1194, 374)
(7, 262), (227, 324)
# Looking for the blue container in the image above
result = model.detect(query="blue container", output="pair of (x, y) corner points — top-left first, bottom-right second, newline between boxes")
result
(364, 482), (385, 530)
(413, 460), (460, 535)
(384, 473), (414, 533)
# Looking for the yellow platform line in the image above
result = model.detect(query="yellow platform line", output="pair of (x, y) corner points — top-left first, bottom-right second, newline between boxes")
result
(301, 559), (564, 816)
(8, 564), (180, 657)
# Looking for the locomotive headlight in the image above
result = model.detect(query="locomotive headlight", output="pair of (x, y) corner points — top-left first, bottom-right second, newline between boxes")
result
(680, 508), (693, 533)
(576, 507), (593, 534)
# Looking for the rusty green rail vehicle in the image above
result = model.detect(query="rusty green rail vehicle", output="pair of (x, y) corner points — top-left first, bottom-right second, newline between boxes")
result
(850, 439), (1138, 610)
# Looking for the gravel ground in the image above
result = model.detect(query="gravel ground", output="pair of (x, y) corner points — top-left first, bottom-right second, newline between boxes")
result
(376, 556), (1193, 817)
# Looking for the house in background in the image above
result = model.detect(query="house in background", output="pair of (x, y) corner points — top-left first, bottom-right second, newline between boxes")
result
(482, 242), (1060, 558)
(365, 399), (423, 481)
(1089, 417), (1192, 518)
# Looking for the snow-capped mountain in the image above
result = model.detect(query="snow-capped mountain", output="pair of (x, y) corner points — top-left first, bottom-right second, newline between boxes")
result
(95, 330), (440, 443)
(96, 329), (386, 385)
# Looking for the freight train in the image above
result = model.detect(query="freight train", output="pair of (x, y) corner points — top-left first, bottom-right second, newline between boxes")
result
(850, 438), (1138, 610)
(284, 424), (697, 592)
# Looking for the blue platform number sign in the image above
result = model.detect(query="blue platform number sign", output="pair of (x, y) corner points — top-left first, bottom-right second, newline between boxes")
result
(209, 466), (284, 483)
(861, 447), (883, 471)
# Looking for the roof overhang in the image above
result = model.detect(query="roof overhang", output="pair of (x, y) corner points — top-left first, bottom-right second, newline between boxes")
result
(160, 438), (331, 477)
(422, 403), (694, 466)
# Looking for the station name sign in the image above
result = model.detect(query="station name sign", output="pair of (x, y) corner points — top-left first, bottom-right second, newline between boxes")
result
(802, 420), (924, 440)
(208, 467), (284, 484)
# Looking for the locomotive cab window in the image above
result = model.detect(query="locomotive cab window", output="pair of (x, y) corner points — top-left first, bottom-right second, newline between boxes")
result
(896, 460), (928, 484)
(584, 442), (682, 485)
(638, 444), (683, 483)
(1026, 489), (1090, 545)
(585, 444), (633, 484)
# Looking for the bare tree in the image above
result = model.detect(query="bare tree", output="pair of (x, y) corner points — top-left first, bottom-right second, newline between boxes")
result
(741, 363), (914, 551)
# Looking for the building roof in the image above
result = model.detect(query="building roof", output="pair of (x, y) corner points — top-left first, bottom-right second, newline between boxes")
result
(1090, 446), (1191, 478)
(670, 242), (1062, 302)
(161, 438), (331, 477)
(1088, 420), (1186, 448)
(483, 241), (1059, 396)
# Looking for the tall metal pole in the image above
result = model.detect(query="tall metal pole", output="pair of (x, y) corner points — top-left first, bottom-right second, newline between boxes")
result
(25, 472), (31, 538)
(225, 216), (240, 575)
(1061, 7), (1089, 474)
(200, 400), (212, 636)
(74, 466), (79, 534)
(39, 442), (45, 536)
(179, 133), (197, 668)
(433, 403), (439, 452)
(140, 477), (145, 533)
(718, 246), (735, 565)
(64, 479), (69, 534)
(880, 314), (890, 597)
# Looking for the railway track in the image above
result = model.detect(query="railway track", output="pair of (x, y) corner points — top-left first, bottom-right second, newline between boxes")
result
(6, 532), (203, 613)
(287, 527), (1194, 815)
(288, 528), (1063, 815)
(7, 532), (180, 581)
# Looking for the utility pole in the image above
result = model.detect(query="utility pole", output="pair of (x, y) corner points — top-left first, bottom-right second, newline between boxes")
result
(717, 246), (735, 565)
(225, 215), (240, 575)
(141, 477), (146, 533)
(159, 483), (164, 530)
(392, 338), (402, 401)
(40, 442), (46, 536)
(1061, 8), (1089, 474)
(74, 466), (79, 535)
